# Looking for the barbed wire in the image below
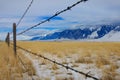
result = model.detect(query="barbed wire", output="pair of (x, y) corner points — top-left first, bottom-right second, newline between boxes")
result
(17, 54), (28, 71)
(16, 0), (34, 27)
(10, 43), (34, 80)
(15, 44), (100, 80)
(17, 0), (88, 35)
(10, 0), (34, 34)
(17, 54), (35, 80)
(5, 0), (101, 79)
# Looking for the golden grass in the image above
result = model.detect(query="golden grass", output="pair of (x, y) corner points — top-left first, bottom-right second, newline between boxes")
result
(0, 42), (36, 80)
(17, 41), (120, 55)
(17, 41), (120, 64)
(75, 56), (93, 64)
(17, 41), (120, 79)
(18, 41), (120, 56)
(102, 67), (118, 80)
(0, 42), (23, 80)
(1, 41), (118, 79)
(52, 63), (59, 70)
(95, 56), (110, 68)
(17, 52), (36, 76)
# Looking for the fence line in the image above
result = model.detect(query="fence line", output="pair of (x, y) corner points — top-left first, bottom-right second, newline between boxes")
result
(12, 43), (100, 80)
(4, 0), (101, 80)
(17, 0), (88, 35)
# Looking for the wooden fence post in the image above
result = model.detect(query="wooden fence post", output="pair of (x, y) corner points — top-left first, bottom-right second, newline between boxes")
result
(13, 23), (17, 55)
(7, 32), (10, 46)
(5, 32), (10, 46)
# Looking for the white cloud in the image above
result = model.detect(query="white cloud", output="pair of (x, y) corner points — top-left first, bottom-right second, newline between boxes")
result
(24, 29), (57, 36)
(0, 32), (7, 40)
(0, 0), (120, 40)
(1, 0), (120, 23)
(16, 35), (32, 40)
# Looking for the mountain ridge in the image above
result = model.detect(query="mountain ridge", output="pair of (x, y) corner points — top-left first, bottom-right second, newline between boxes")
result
(30, 25), (120, 41)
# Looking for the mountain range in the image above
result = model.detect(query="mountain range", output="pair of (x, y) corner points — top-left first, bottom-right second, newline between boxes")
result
(30, 25), (120, 41)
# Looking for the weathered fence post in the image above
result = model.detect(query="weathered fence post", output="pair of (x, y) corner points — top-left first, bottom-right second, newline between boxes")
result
(7, 32), (10, 46)
(5, 32), (10, 46)
(13, 23), (17, 55)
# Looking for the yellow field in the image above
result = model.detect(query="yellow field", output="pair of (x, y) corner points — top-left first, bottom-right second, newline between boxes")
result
(0, 41), (120, 80)
(0, 42), (35, 80)
(17, 41), (120, 80)
(17, 41), (120, 56)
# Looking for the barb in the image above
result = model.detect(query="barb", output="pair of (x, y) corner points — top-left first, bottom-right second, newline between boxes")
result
(14, 44), (99, 80)
(17, 0), (88, 35)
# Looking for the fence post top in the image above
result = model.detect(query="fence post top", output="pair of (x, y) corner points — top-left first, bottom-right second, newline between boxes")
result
(13, 23), (16, 26)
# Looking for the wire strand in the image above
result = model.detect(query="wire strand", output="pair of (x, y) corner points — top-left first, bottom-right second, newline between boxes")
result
(10, 0), (34, 34)
(16, 0), (34, 27)
(17, 0), (88, 35)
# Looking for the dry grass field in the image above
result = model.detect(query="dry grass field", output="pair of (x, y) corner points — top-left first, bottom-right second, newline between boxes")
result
(17, 41), (120, 80)
(0, 42), (37, 80)
(0, 41), (120, 80)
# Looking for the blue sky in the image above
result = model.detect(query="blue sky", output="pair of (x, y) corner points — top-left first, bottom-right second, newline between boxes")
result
(38, 16), (64, 21)
(0, 0), (120, 40)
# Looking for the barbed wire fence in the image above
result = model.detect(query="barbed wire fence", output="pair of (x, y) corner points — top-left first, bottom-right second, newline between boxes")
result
(5, 0), (100, 80)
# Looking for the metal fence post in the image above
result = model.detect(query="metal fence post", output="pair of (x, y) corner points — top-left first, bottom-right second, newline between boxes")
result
(13, 23), (17, 55)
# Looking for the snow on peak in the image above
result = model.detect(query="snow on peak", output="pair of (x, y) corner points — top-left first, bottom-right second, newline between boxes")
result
(89, 31), (98, 39)
(99, 31), (120, 41)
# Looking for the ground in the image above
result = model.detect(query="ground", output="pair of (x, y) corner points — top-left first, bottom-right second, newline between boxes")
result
(0, 41), (120, 80)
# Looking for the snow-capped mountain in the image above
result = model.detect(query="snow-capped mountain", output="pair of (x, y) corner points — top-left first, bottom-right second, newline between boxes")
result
(30, 25), (120, 41)
(99, 26), (120, 41)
